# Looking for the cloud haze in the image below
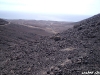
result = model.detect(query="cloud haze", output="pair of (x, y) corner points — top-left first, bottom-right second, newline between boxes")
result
(0, 0), (100, 21)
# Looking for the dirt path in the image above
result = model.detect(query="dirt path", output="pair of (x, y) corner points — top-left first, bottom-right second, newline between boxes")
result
(20, 23), (57, 34)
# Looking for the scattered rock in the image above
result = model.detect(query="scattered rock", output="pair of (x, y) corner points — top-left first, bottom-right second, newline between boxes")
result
(1, 14), (100, 75)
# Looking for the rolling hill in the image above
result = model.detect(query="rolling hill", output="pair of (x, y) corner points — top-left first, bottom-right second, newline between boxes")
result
(0, 14), (100, 75)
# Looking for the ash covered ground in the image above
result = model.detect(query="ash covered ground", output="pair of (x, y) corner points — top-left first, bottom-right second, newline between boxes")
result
(0, 14), (100, 75)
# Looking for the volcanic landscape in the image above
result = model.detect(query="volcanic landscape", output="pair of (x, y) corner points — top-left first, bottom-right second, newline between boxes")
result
(0, 14), (100, 75)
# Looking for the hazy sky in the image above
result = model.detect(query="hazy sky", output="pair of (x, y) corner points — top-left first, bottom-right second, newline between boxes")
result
(0, 0), (100, 21)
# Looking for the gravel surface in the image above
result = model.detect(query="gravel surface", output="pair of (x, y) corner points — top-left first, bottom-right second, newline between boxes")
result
(0, 14), (100, 75)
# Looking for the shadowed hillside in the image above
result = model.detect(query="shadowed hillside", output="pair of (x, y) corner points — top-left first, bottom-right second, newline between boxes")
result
(0, 18), (8, 25)
(0, 14), (100, 75)
(7, 20), (74, 34)
(0, 19), (74, 75)
(46, 13), (100, 75)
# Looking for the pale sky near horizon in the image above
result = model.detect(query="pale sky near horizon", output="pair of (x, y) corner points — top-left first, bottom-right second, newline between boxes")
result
(0, 0), (100, 15)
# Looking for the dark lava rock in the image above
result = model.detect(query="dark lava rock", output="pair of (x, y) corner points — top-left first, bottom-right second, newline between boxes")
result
(46, 14), (100, 75)
(50, 36), (61, 41)
(0, 18), (8, 25)
(1, 14), (100, 75)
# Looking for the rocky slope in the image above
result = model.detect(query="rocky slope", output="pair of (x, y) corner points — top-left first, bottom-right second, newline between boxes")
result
(0, 19), (70, 75)
(0, 14), (100, 75)
(46, 13), (100, 75)
(0, 18), (8, 25)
